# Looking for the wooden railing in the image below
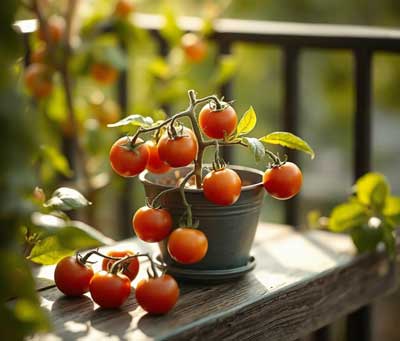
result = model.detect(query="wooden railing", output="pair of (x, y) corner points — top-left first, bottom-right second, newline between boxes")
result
(15, 14), (400, 341)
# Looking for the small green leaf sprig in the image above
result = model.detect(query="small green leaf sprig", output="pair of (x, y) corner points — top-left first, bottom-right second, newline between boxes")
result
(329, 173), (400, 258)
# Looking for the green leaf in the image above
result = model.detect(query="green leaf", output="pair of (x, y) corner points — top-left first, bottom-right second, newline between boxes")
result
(242, 137), (265, 162)
(159, 9), (182, 46)
(107, 114), (154, 128)
(29, 214), (112, 265)
(383, 196), (400, 226)
(329, 201), (369, 232)
(259, 132), (315, 159)
(214, 55), (237, 86)
(40, 145), (72, 177)
(149, 57), (170, 79)
(356, 172), (390, 211)
(94, 45), (127, 70)
(237, 106), (257, 136)
(44, 187), (91, 211)
(382, 223), (396, 259)
(350, 223), (383, 253)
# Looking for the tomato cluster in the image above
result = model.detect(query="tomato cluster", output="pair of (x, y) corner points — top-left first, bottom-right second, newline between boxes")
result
(54, 250), (179, 314)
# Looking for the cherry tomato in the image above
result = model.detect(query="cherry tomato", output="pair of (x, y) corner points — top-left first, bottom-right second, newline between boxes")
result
(24, 63), (53, 98)
(199, 102), (237, 139)
(54, 256), (94, 297)
(135, 275), (179, 314)
(109, 137), (149, 177)
(157, 128), (198, 167)
(202, 168), (242, 206)
(181, 33), (207, 63)
(263, 162), (303, 200)
(90, 63), (119, 85)
(145, 141), (171, 174)
(101, 250), (139, 281)
(114, 0), (135, 18)
(167, 227), (208, 264)
(132, 206), (173, 242)
(38, 15), (65, 43)
(89, 271), (131, 309)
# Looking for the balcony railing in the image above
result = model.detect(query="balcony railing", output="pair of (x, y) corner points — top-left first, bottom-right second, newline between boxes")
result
(15, 14), (400, 341)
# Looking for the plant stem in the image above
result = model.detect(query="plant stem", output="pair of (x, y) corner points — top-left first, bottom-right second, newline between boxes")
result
(178, 169), (195, 226)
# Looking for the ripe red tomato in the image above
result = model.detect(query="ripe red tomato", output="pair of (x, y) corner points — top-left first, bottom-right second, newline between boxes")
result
(145, 141), (171, 174)
(181, 33), (207, 63)
(89, 271), (131, 308)
(167, 227), (208, 264)
(263, 162), (303, 200)
(157, 128), (198, 167)
(90, 63), (119, 85)
(54, 256), (94, 297)
(202, 168), (242, 206)
(132, 206), (173, 242)
(101, 250), (139, 281)
(135, 275), (179, 314)
(38, 15), (65, 43)
(199, 103), (237, 139)
(114, 0), (135, 18)
(109, 137), (149, 177)
(24, 63), (53, 98)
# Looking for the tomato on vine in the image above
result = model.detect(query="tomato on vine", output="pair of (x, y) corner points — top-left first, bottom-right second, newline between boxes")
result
(132, 206), (173, 242)
(38, 15), (65, 43)
(199, 102), (237, 139)
(90, 63), (119, 85)
(89, 271), (131, 309)
(102, 250), (139, 281)
(167, 227), (208, 264)
(203, 168), (242, 206)
(54, 256), (94, 297)
(135, 274), (179, 314)
(181, 33), (207, 63)
(157, 127), (198, 167)
(263, 161), (302, 200)
(145, 140), (171, 174)
(24, 63), (53, 98)
(109, 137), (149, 177)
(114, 0), (135, 18)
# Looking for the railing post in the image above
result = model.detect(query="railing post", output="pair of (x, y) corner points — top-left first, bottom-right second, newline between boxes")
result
(282, 45), (300, 227)
(346, 48), (373, 341)
(218, 38), (234, 163)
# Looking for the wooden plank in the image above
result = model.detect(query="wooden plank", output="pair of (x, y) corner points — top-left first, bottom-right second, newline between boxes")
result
(14, 14), (400, 52)
(30, 223), (398, 341)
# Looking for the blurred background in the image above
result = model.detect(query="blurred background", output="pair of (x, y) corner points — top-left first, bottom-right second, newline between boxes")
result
(5, 0), (400, 340)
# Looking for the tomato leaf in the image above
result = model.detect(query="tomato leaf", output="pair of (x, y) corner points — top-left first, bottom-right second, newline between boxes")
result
(259, 132), (315, 159)
(159, 9), (182, 46)
(242, 137), (265, 162)
(236, 106), (257, 136)
(107, 114), (154, 128)
(43, 187), (91, 211)
(40, 145), (72, 177)
(329, 201), (369, 232)
(382, 223), (396, 259)
(350, 223), (383, 253)
(383, 196), (400, 226)
(355, 172), (390, 212)
(28, 214), (113, 265)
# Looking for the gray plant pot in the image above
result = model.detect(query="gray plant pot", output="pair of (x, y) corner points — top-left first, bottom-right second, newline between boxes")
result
(139, 165), (265, 279)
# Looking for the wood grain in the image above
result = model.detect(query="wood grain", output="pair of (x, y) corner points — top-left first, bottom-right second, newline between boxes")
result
(29, 223), (398, 341)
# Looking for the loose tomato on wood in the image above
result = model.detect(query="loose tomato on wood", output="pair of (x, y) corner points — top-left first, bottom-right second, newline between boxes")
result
(145, 141), (171, 174)
(167, 227), (208, 264)
(89, 271), (131, 309)
(109, 137), (149, 177)
(90, 63), (119, 85)
(157, 128), (198, 167)
(132, 206), (172, 242)
(54, 256), (94, 297)
(101, 250), (139, 281)
(135, 275), (179, 314)
(203, 168), (242, 206)
(263, 162), (302, 200)
(199, 103), (237, 139)
(181, 33), (207, 63)
(24, 63), (53, 98)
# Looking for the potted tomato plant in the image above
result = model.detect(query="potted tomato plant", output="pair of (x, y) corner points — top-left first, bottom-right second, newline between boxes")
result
(108, 90), (314, 280)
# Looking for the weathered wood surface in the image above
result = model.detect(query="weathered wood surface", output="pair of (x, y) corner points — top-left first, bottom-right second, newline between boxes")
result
(30, 223), (398, 341)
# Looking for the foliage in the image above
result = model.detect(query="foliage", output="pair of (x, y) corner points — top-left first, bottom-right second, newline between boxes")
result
(328, 173), (400, 258)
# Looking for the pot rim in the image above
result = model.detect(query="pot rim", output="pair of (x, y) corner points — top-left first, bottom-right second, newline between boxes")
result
(139, 164), (264, 193)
